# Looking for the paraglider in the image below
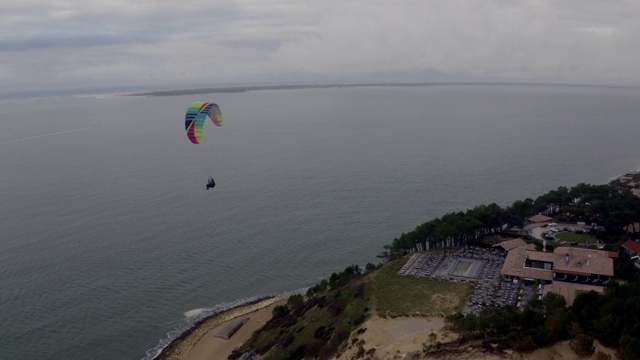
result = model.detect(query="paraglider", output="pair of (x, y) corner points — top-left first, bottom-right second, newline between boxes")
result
(206, 177), (216, 190)
(184, 102), (223, 190)
(184, 102), (223, 144)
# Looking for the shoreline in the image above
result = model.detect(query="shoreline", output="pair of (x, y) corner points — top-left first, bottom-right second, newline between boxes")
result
(153, 295), (287, 360)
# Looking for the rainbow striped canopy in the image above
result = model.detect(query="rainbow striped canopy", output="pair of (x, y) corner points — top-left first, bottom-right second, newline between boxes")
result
(184, 102), (223, 144)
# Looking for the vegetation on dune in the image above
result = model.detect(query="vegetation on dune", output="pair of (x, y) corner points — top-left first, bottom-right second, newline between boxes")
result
(445, 282), (640, 359)
(446, 292), (571, 352)
(236, 265), (372, 360)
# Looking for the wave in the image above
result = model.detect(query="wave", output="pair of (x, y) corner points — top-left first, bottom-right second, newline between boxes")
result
(141, 287), (311, 360)
(140, 280), (347, 360)
(141, 296), (266, 360)
(141, 295), (264, 359)
(608, 168), (640, 182)
(183, 308), (210, 319)
(0, 89), (120, 104)
(0, 127), (93, 143)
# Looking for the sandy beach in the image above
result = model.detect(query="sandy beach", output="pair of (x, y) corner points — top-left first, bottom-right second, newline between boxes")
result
(157, 296), (285, 360)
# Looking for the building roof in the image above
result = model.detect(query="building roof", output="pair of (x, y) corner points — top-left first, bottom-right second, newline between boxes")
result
(494, 238), (528, 252)
(525, 250), (555, 262)
(501, 244), (554, 281)
(622, 240), (640, 254)
(528, 214), (553, 223)
(543, 282), (604, 305)
(551, 247), (614, 277)
(501, 246), (614, 279)
(623, 222), (640, 233)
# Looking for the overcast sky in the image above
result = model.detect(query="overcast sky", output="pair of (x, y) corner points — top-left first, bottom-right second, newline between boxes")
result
(2, 0), (640, 92)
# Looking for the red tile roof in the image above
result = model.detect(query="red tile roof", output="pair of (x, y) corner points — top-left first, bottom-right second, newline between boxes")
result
(622, 240), (640, 254)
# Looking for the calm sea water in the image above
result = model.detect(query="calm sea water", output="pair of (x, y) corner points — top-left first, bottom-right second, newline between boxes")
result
(1, 84), (639, 359)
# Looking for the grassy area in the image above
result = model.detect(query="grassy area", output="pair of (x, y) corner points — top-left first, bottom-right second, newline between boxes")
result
(372, 257), (474, 318)
(555, 232), (598, 244)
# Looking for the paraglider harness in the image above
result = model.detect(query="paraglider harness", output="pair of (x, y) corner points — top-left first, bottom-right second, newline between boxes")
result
(206, 177), (216, 190)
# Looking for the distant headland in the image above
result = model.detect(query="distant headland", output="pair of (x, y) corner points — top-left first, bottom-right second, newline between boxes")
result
(122, 82), (637, 97)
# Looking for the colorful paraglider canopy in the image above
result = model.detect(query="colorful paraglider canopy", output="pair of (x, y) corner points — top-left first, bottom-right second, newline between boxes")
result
(184, 102), (223, 144)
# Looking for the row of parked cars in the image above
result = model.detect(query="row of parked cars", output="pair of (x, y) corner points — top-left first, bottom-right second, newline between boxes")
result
(542, 222), (579, 232)
(541, 223), (578, 240)
(541, 222), (595, 247)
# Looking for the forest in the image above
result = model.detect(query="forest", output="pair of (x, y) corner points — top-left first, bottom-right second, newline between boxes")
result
(380, 180), (640, 259)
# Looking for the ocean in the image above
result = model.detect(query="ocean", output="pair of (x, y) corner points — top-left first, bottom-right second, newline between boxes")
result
(0, 84), (639, 359)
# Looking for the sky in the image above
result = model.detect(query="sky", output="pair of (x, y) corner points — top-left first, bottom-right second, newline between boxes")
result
(2, 0), (640, 92)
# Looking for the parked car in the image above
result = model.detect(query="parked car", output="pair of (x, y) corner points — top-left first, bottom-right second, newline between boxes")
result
(549, 222), (557, 227)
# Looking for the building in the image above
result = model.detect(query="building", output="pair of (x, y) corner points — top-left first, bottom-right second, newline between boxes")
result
(548, 247), (614, 285)
(500, 242), (616, 304)
(621, 239), (640, 256)
(501, 243), (552, 284)
(623, 223), (640, 234)
(493, 238), (528, 253)
(621, 240), (640, 270)
(527, 214), (553, 223)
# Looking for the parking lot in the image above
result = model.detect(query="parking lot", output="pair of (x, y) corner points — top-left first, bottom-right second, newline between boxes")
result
(398, 246), (541, 315)
(528, 222), (604, 249)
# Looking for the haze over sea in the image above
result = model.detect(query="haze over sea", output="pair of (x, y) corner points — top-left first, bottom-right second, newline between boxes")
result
(1, 84), (639, 359)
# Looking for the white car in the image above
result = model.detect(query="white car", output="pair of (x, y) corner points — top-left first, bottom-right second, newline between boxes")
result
(548, 222), (557, 227)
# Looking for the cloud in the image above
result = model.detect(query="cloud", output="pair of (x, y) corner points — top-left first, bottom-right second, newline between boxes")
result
(574, 27), (620, 37)
(1, 0), (640, 91)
